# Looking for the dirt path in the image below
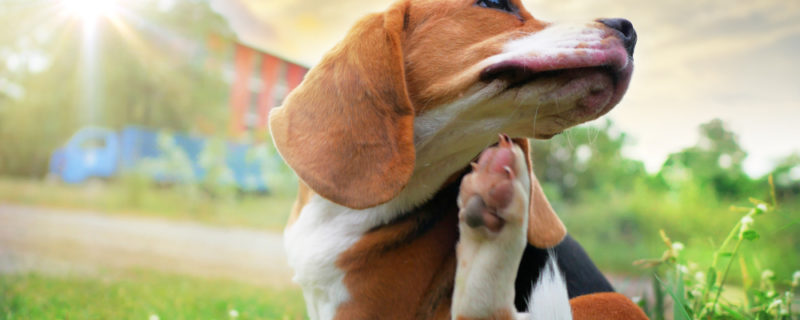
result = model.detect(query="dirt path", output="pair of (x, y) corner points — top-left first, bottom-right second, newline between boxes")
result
(0, 203), (294, 287)
(0, 202), (654, 299)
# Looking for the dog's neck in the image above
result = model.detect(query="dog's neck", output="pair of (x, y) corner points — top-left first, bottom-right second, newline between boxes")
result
(285, 82), (542, 319)
(409, 83), (532, 207)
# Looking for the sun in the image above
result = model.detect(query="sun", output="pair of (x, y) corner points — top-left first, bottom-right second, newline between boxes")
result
(61, 0), (117, 21)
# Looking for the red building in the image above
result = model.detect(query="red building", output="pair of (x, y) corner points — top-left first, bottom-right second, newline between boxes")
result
(227, 43), (308, 137)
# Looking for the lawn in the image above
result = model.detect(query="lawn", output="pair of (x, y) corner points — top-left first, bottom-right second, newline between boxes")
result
(0, 176), (295, 231)
(1, 175), (796, 279)
(0, 177), (306, 319)
(1, 175), (797, 319)
(0, 269), (306, 320)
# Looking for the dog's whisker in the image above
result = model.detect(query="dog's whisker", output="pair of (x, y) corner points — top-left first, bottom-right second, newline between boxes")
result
(590, 126), (601, 145)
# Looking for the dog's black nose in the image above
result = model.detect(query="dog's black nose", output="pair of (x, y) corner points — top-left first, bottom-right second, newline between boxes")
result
(598, 18), (637, 56)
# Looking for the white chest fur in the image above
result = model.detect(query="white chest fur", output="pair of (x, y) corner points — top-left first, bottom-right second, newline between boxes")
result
(284, 192), (427, 319)
(284, 195), (365, 319)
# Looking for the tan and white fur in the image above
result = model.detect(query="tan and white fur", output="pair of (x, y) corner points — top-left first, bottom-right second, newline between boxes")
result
(270, 0), (645, 319)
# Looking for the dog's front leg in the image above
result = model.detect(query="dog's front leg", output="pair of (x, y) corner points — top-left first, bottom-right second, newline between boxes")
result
(452, 135), (532, 320)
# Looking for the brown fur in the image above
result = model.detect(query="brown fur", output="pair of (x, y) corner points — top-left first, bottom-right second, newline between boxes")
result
(270, 1), (415, 209)
(403, 0), (546, 110)
(272, 0), (566, 247)
(570, 292), (649, 320)
(512, 138), (567, 248)
(270, 0), (550, 210)
(335, 179), (461, 319)
(272, 0), (642, 319)
(332, 139), (569, 318)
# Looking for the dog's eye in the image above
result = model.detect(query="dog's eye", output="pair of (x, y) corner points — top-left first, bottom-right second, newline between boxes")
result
(476, 0), (513, 12)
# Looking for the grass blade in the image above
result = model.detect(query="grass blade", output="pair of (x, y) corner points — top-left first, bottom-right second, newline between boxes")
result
(654, 274), (692, 320)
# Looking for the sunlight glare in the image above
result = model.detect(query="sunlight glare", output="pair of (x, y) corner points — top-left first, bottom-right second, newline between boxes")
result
(62, 0), (117, 21)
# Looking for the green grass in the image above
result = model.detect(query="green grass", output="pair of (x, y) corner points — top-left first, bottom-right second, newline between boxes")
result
(1, 175), (797, 319)
(558, 180), (800, 281)
(0, 176), (295, 231)
(632, 183), (800, 319)
(0, 269), (306, 320)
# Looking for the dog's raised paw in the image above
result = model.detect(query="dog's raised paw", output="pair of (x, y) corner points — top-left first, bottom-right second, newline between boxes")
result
(458, 134), (529, 236)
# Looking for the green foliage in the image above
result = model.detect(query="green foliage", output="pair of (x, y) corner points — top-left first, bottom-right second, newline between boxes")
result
(531, 119), (646, 201)
(247, 137), (300, 197)
(0, 0), (233, 177)
(660, 119), (755, 199)
(531, 119), (799, 280)
(0, 269), (306, 319)
(770, 153), (800, 201)
(635, 190), (799, 319)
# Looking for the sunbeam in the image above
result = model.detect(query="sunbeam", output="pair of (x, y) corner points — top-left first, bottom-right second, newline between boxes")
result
(61, 0), (117, 21)
(59, 0), (117, 125)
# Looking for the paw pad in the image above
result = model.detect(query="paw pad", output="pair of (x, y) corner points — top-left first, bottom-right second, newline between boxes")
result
(459, 134), (524, 233)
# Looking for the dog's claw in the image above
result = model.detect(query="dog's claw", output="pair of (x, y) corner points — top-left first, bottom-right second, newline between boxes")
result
(503, 166), (515, 179)
(498, 133), (512, 148)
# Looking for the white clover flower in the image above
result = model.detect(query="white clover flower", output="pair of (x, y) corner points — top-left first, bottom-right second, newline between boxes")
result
(149, 315), (160, 320)
(229, 309), (239, 318)
(792, 271), (800, 287)
(757, 203), (768, 213)
(672, 242), (684, 254)
(767, 299), (783, 313)
(740, 216), (754, 232)
(695, 271), (706, 283)
(762, 269), (775, 281)
(678, 264), (689, 274)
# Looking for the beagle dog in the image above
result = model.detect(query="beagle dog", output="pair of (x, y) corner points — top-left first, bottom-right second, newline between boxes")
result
(269, 0), (647, 319)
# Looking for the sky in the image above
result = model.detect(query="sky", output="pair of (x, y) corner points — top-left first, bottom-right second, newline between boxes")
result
(209, 0), (800, 176)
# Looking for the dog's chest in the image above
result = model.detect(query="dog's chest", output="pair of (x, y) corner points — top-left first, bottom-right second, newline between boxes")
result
(283, 196), (380, 319)
(284, 183), (462, 319)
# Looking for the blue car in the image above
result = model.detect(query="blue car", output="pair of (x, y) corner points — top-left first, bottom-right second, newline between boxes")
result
(49, 127), (119, 184)
(49, 126), (270, 192)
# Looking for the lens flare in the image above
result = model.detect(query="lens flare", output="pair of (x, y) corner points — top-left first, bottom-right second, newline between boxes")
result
(61, 0), (116, 20)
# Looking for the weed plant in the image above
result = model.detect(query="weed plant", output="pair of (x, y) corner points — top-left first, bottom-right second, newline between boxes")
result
(636, 177), (798, 319)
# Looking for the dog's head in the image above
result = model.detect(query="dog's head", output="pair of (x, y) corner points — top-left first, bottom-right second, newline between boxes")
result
(271, 0), (635, 245)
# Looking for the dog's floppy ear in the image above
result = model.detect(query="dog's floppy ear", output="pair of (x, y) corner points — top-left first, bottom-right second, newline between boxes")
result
(269, 2), (414, 209)
(513, 138), (567, 248)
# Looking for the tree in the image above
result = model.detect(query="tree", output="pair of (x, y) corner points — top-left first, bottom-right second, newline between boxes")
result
(659, 119), (752, 198)
(530, 119), (647, 202)
(0, 0), (233, 177)
(770, 153), (800, 201)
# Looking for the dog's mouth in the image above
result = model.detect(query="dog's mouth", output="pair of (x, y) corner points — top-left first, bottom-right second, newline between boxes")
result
(479, 52), (633, 131)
